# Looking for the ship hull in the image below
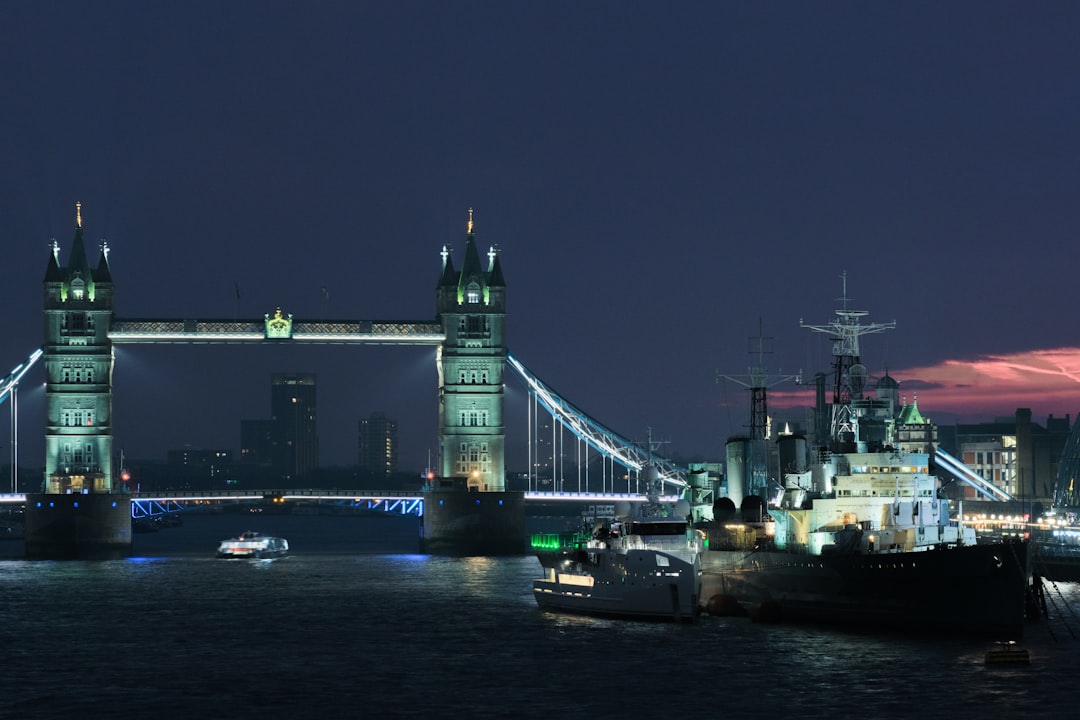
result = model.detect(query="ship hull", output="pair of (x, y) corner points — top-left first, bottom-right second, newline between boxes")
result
(701, 540), (1031, 638)
(216, 547), (288, 559)
(534, 548), (700, 622)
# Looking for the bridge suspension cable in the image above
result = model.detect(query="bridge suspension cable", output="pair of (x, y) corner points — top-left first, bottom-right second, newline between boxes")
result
(506, 353), (687, 492)
(2, 348), (43, 493)
(0, 348), (42, 405)
(934, 447), (1014, 502)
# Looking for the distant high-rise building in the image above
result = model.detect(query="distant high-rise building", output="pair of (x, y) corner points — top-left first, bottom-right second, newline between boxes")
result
(358, 411), (398, 478)
(240, 419), (275, 465)
(271, 373), (318, 482)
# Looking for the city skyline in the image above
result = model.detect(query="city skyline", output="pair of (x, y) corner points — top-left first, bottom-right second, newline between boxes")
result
(3, 3), (1080, 473)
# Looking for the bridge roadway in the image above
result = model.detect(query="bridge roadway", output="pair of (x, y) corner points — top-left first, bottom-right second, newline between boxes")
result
(0, 490), (676, 518)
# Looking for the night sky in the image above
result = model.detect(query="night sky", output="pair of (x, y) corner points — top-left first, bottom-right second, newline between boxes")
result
(3, 3), (1080, 473)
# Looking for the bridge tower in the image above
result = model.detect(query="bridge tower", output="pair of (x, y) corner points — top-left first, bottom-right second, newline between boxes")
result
(42, 203), (116, 493)
(29, 203), (130, 559)
(435, 209), (507, 491)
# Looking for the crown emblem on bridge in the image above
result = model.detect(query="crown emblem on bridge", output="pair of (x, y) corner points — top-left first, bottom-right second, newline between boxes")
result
(264, 308), (293, 339)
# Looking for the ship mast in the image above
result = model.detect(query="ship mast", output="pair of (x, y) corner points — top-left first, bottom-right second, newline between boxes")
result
(717, 320), (800, 501)
(800, 272), (895, 451)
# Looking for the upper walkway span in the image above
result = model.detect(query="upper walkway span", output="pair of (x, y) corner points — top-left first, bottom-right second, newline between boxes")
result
(108, 319), (444, 345)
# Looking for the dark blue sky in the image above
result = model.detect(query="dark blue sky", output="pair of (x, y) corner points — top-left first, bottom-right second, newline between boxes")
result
(3, 2), (1080, 471)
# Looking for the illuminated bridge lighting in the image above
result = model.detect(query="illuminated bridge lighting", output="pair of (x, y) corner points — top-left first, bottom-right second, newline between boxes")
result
(0, 490), (686, 521)
(523, 491), (682, 503)
(126, 491), (427, 518)
(0, 348), (43, 404)
(107, 320), (446, 345)
(507, 353), (688, 492)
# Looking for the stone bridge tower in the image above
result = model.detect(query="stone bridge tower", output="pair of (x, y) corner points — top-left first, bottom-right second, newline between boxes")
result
(42, 203), (115, 493)
(30, 203), (129, 559)
(436, 210), (507, 491)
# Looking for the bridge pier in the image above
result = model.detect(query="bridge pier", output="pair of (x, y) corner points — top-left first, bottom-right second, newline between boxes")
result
(24, 493), (132, 560)
(421, 489), (525, 555)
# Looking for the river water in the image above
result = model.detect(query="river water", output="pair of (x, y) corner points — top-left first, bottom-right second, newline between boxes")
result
(1, 513), (1078, 719)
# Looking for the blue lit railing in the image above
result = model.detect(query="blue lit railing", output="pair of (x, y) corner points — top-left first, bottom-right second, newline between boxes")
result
(129, 490), (426, 518)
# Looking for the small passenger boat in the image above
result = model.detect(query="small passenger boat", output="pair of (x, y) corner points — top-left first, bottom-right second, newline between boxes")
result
(216, 531), (289, 559)
(984, 641), (1030, 665)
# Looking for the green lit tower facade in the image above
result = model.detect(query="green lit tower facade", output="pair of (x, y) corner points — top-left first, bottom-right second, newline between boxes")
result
(42, 203), (115, 493)
(436, 210), (507, 491)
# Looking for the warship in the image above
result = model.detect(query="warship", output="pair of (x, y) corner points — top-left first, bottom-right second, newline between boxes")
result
(702, 279), (1033, 638)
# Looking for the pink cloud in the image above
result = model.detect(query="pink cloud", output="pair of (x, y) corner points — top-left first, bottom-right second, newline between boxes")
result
(761, 347), (1080, 423)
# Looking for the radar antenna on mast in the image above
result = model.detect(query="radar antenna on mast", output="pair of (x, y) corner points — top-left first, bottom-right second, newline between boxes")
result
(799, 271), (895, 448)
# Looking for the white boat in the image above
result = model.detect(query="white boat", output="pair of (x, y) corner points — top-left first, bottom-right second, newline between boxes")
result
(533, 466), (704, 622)
(216, 531), (289, 559)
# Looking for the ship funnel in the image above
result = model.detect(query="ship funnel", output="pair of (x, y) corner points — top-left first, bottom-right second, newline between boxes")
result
(849, 363), (867, 396)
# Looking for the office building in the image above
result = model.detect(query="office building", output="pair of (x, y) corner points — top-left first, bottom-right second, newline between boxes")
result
(358, 411), (398, 478)
(271, 373), (318, 482)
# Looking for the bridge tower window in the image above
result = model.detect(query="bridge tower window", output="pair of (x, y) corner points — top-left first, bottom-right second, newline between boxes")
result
(459, 316), (488, 334)
(457, 442), (469, 475)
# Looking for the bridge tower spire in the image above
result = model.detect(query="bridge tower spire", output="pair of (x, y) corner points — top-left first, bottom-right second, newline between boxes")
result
(435, 209), (507, 491)
(42, 203), (116, 493)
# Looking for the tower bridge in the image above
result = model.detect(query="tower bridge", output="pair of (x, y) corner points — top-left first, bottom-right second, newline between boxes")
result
(8, 204), (692, 558)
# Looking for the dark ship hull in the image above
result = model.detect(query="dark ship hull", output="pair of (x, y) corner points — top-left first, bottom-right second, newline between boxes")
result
(701, 540), (1032, 638)
(534, 546), (701, 622)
